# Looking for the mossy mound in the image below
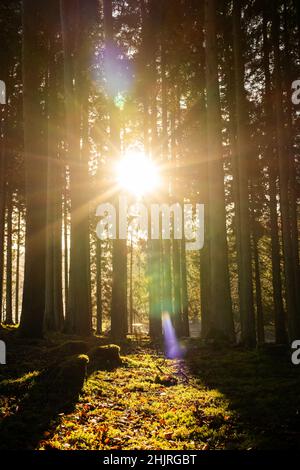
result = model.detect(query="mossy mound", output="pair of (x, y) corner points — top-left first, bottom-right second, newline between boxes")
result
(45, 354), (89, 396)
(88, 344), (121, 370)
(50, 340), (89, 357)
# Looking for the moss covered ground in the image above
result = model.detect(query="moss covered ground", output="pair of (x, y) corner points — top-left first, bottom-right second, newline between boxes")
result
(0, 328), (300, 450)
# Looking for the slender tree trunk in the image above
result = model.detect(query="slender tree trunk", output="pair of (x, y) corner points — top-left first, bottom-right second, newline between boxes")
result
(172, 238), (182, 336)
(272, 0), (300, 340)
(129, 235), (133, 334)
(141, 0), (162, 339)
(204, 0), (235, 341)
(161, 20), (173, 319)
(63, 167), (69, 320)
(96, 235), (102, 335)
(20, 0), (47, 338)
(45, 2), (64, 331)
(250, 184), (264, 344)
(0, 109), (6, 323)
(262, 4), (287, 344)
(282, 1), (300, 321)
(60, 0), (92, 336)
(197, 6), (211, 339)
(5, 189), (13, 324)
(103, 0), (128, 339)
(232, 0), (256, 346)
(15, 208), (21, 324)
(181, 239), (189, 337)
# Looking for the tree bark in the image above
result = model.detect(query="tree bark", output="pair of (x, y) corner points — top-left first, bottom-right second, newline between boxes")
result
(232, 0), (256, 346)
(262, 4), (287, 344)
(204, 0), (235, 341)
(272, 0), (300, 340)
(20, 0), (47, 338)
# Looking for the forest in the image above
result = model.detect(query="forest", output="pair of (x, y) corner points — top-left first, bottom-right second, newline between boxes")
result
(0, 0), (300, 454)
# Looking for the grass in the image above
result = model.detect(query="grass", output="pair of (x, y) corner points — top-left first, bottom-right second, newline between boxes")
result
(0, 329), (300, 450)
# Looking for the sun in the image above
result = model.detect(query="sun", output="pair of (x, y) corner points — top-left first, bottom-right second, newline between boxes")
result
(116, 149), (160, 197)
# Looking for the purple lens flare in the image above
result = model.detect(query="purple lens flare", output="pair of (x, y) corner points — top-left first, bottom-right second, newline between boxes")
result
(162, 312), (185, 360)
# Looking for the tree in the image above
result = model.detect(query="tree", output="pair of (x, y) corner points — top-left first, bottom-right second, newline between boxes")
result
(103, 0), (128, 339)
(262, 1), (287, 344)
(60, 0), (92, 336)
(204, 0), (235, 342)
(44, 0), (64, 331)
(271, 0), (300, 341)
(20, 0), (47, 338)
(232, 0), (256, 346)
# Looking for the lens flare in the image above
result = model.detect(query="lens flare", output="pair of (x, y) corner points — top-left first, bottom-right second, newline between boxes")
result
(162, 312), (185, 360)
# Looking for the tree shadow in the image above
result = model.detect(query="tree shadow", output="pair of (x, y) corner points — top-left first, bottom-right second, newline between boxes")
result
(185, 343), (300, 449)
(0, 338), (123, 450)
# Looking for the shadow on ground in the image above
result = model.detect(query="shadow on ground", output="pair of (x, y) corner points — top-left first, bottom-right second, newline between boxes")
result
(0, 329), (122, 449)
(185, 342), (300, 449)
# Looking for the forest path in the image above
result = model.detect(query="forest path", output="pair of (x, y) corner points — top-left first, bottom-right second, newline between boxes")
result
(39, 349), (235, 450)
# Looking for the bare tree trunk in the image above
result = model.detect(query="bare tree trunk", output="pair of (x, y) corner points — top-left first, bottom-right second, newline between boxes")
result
(197, 5), (211, 339)
(129, 235), (133, 335)
(172, 238), (182, 336)
(0, 108), (6, 323)
(20, 0), (47, 338)
(15, 208), (21, 324)
(161, 18), (173, 319)
(232, 0), (256, 346)
(96, 235), (102, 335)
(60, 0), (92, 335)
(63, 167), (69, 321)
(5, 188), (13, 324)
(282, 1), (300, 322)
(103, 0), (128, 339)
(204, 0), (235, 341)
(140, 0), (162, 339)
(181, 239), (189, 337)
(262, 4), (287, 344)
(272, 0), (300, 340)
(45, 2), (64, 331)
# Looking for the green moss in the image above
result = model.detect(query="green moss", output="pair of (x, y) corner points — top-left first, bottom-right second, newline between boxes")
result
(1, 336), (300, 450)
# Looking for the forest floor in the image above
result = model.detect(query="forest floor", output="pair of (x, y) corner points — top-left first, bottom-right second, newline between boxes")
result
(0, 327), (300, 450)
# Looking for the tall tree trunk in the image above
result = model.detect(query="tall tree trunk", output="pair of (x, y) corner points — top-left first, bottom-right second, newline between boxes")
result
(103, 0), (127, 339)
(262, 4), (287, 344)
(20, 0), (47, 338)
(282, 1), (300, 322)
(15, 208), (21, 324)
(5, 189), (13, 324)
(204, 0), (235, 341)
(250, 184), (264, 344)
(129, 235), (133, 334)
(232, 0), (256, 346)
(60, 0), (92, 336)
(197, 5), (211, 339)
(181, 238), (189, 337)
(63, 167), (69, 320)
(160, 16), (173, 320)
(0, 108), (6, 323)
(96, 235), (102, 335)
(141, 0), (162, 339)
(172, 238), (182, 336)
(44, 1), (64, 331)
(272, 0), (300, 340)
